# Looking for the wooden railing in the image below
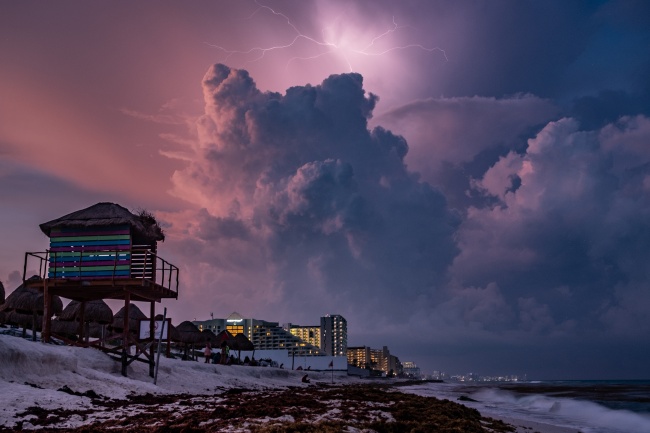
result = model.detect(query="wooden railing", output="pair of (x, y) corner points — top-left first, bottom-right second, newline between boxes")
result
(23, 248), (179, 295)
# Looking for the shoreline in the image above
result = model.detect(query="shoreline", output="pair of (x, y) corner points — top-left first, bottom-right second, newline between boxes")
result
(2, 382), (521, 432)
(1, 334), (580, 432)
(496, 416), (581, 433)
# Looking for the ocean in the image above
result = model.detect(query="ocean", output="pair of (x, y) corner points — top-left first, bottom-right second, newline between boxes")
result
(399, 380), (650, 433)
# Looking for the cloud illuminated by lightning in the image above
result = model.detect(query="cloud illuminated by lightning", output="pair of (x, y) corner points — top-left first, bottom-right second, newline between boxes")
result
(206, 0), (447, 72)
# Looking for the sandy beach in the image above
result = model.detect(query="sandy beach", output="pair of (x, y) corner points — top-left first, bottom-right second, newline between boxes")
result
(0, 333), (580, 432)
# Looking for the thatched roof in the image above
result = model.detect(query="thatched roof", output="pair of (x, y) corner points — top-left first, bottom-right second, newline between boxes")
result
(174, 320), (203, 344)
(201, 329), (219, 345)
(2, 277), (63, 316)
(0, 310), (42, 329)
(39, 202), (165, 243)
(233, 333), (255, 351)
(214, 330), (237, 348)
(52, 319), (107, 338)
(51, 319), (80, 336)
(111, 303), (147, 332)
(59, 300), (113, 324)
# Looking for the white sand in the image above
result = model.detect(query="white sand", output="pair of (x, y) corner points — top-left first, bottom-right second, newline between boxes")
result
(1, 332), (579, 432)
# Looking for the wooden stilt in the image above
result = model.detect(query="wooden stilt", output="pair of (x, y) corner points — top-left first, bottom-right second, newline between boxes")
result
(42, 279), (51, 343)
(121, 293), (130, 377)
(79, 301), (86, 343)
(166, 321), (171, 358)
(32, 312), (38, 342)
(149, 301), (155, 378)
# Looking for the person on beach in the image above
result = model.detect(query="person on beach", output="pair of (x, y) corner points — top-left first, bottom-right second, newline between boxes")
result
(203, 343), (212, 363)
(301, 374), (310, 383)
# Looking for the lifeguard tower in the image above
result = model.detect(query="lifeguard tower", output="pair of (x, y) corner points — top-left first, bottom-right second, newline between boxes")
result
(23, 202), (179, 376)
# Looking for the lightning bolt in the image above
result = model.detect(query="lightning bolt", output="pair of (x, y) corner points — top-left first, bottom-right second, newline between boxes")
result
(206, 0), (447, 72)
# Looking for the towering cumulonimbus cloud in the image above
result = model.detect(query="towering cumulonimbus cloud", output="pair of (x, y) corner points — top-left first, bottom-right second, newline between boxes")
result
(451, 115), (650, 337)
(165, 64), (459, 326)
(162, 63), (650, 373)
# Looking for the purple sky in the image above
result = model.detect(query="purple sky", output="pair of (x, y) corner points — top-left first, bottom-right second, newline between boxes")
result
(2, 0), (650, 379)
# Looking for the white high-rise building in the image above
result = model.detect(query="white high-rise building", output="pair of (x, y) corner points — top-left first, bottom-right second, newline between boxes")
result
(320, 314), (347, 356)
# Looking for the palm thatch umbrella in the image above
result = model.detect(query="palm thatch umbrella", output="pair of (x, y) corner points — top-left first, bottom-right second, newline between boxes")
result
(0, 283), (6, 326)
(51, 318), (108, 340)
(111, 303), (147, 334)
(51, 318), (79, 338)
(175, 321), (203, 344)
(201, 329), (219, 346)
(0, 309), (42, 335)
(1, 277), (63, 340)
(214, 329), (236, 348)
(233, 333), (254, 351)
(58, 300), (114, 343)
(175, 320), (203, 360)
(233, 332), (254, 361)
(60, 300), (114, 324)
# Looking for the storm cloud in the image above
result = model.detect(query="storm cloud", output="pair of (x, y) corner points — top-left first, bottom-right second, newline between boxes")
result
(3, 0), (650, 379)
(159, 63), (650, 379)
(164, 64), (459, 330)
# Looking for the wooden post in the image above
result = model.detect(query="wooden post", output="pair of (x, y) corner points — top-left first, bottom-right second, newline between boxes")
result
(79, 301), (86, 343)
(149, 301), (155, 378)
(32, 312), (38, 342)
(41, 279), (51, 343)
(121, 293), (130, 377)
(166, 320), (171, 358)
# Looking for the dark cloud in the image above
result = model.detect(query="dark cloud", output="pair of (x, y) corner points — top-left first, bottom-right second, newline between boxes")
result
(4, 0), (650, 379)
(161, 60), (650, 377)
(166, 64), (459, 328)
(374, 95), (559, 209)
(453, 116), (650, 340)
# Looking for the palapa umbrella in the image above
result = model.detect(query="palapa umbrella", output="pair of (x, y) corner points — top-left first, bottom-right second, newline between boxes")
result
(58, 300), (114, 342)
(201, 329), (219, 345)
(111, 303), (147, 335)
(51, 318), (80, 338)
(213, 330), (236, 363)
(175, 321), (203, 344)
(233, 333), (254, 351)
(0, 308), (42, 337)
(233, 332), (254, 361)
(175, 320), (203, 360)
(51, 318), (107, 341)
(1, 277), (63, 340)
(60, 299), (114, 324)
(214, 329), (236, 348)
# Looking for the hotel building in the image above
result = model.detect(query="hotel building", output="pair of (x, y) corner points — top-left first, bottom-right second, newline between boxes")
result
(347, 345), (402, 375)
(194, 312), (347, 357)
(320, 314), (347, 356)
(286, 324), (321, 349)
(402, 361), (421, 379)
